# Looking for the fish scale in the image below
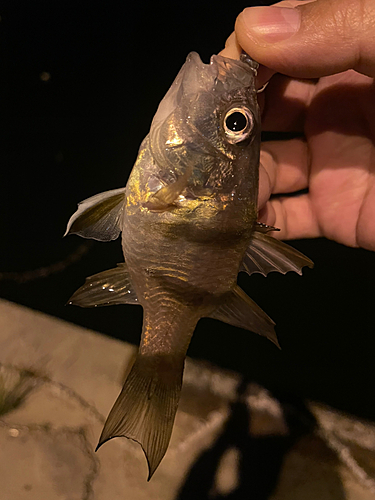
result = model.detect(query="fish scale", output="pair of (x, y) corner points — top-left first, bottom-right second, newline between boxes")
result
(65, 51), (313, 479)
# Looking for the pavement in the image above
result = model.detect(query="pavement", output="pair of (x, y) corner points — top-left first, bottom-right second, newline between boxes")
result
(0, 298), (375, 499)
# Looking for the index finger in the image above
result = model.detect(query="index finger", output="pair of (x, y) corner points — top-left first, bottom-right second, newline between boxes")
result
(261, 73), (316, 132)
(219, 32), (276, 90)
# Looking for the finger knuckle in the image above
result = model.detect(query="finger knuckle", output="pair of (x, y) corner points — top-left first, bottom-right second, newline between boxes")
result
(333, 0), (374, 36)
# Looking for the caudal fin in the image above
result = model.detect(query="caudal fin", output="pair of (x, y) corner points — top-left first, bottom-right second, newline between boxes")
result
(96, 354), (183, 480)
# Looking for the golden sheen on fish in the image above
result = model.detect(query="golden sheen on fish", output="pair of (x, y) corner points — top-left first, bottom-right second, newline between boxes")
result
(65, 52), (313, 479)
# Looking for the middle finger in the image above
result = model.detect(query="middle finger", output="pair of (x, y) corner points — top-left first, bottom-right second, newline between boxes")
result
(262, 73), (316, 132)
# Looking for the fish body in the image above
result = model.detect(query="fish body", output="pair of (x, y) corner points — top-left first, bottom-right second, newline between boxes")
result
(65, 52), (313, 479)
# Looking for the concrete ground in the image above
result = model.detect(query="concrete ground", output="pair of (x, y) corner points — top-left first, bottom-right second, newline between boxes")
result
(0, 299), (374, 500)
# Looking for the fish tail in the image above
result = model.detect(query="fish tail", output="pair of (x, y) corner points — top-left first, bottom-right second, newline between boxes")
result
(96, 353), (184, 480)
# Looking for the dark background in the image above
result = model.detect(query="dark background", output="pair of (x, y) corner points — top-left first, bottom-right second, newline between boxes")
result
(1, 0), (374, 421)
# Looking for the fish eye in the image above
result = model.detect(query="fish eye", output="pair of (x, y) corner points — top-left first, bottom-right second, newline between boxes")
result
(223, 107), (254, 144)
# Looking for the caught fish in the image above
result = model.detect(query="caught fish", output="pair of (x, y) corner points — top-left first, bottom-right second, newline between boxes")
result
(65, 52), (313, 479)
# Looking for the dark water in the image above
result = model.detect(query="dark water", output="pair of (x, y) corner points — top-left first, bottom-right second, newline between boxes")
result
(1, 0), (375, 421)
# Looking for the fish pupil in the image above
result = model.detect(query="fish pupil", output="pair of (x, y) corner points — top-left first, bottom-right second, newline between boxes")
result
(225, 112), (247, 132)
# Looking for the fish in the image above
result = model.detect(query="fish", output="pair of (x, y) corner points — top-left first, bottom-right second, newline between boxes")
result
(65, 52), (313, 479)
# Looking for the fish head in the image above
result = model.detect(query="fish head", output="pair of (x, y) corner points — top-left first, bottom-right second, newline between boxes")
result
(149, 52), (261, 211)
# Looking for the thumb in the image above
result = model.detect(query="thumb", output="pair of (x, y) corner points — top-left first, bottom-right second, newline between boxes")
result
(235, 0), (375, 78)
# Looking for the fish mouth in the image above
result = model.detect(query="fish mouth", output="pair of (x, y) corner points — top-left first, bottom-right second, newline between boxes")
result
(239, 51), (259, 73)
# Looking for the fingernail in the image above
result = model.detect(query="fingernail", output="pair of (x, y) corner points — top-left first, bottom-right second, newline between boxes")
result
(242, 6), (301, 43)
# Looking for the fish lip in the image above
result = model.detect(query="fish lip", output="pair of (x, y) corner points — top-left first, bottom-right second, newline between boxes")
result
(239, 51), (259, 73)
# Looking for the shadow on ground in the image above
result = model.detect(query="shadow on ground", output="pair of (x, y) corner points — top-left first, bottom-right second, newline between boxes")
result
(177, 380), (347, 500)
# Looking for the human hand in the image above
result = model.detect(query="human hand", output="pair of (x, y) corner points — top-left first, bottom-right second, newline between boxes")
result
(221, 0), (375, 251)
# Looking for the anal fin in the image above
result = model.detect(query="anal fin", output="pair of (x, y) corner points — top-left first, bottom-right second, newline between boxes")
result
(208, 285), (279, 348)
(68, 263), (138, 307)
(96, 354), (183, 480)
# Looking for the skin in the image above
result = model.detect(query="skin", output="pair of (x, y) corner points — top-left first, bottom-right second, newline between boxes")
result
(220, 0), (375, 251)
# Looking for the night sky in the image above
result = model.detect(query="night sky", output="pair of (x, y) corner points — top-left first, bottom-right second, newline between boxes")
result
(1, 0), (375, 421)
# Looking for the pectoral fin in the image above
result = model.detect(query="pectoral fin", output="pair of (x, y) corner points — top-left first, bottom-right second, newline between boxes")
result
(209, 285), (279, 348)
(145, 165), (193, 211)
(68, 263), (138, 307)
(65, 187), (126, 241)
(241, 225), (314, 277)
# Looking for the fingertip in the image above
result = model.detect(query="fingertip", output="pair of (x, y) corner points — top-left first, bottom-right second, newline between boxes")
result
(219, 32), (241, 60)
(224, 32), (240, 53)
